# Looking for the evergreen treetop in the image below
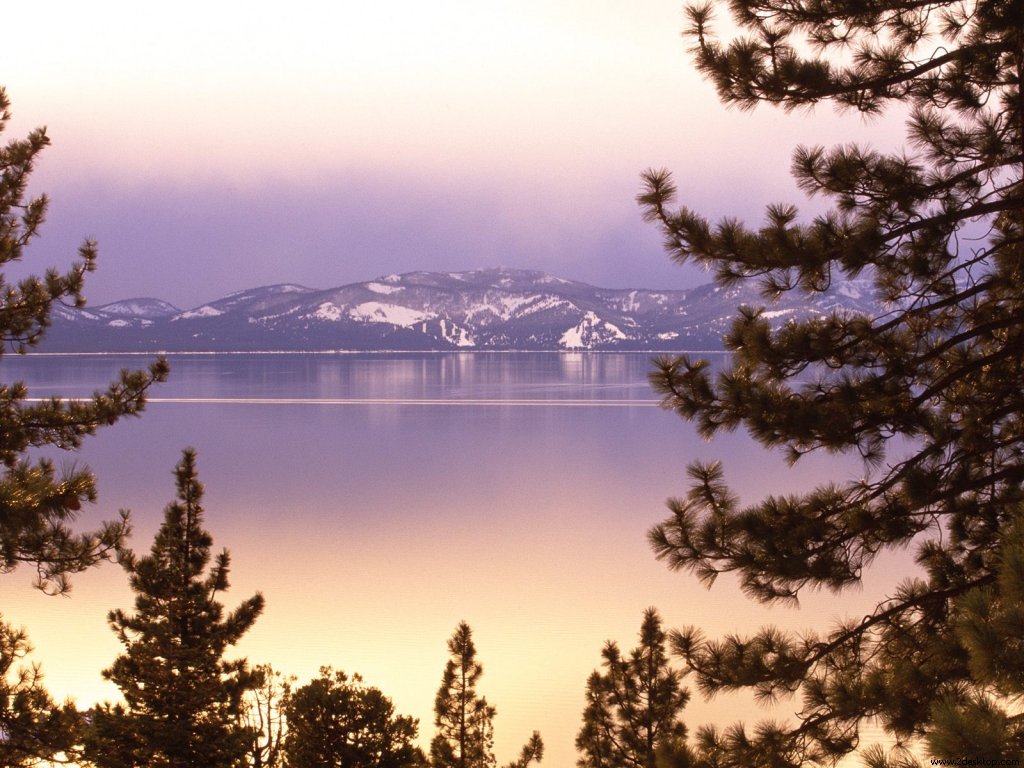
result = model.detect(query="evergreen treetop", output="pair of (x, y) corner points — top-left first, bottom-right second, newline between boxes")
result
(576, 608), (690, 768)
(431, 622), (543, 768)
(85, 449), (264, 768)
(639, 0), (1024, 762)
(432, 622), (496, 768)
(503, 732), (544, 768)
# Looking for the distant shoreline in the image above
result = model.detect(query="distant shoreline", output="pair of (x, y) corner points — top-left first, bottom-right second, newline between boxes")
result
(15, 348), (729, 357)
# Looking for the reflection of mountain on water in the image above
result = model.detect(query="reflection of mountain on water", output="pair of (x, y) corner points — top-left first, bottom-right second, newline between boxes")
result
(41, 267), (877, 352)
(6, 352), (680, 405)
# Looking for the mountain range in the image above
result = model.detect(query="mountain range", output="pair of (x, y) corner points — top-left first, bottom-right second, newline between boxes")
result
(39, 268), (876, 352)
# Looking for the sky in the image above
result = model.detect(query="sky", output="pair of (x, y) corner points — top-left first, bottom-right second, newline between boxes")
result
(3, 0), (901, 310)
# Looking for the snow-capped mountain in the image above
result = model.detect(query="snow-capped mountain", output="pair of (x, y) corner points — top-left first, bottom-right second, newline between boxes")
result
(38, 268), (877, 352)
(95, 298), (182, 319)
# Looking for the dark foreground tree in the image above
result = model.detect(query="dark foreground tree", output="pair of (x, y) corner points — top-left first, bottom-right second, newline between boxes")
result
(0, 85), (167, 764)
(640, 0), (1024, 763)
(431, 623), (496, 768)
(83, 450), (264, 768)
(431, 622), (543, 768)
(576, 608), (690, 768)
(283, 666), (426, 768)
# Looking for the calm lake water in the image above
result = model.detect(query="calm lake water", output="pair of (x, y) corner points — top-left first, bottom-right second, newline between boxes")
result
(2, 352), (893, 765)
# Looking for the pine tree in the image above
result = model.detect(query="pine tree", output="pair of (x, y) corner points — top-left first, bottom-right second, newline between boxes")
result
(431, 623), (543, 768)
(431, 623), (497, 768)
(576, 609), (690, 768)
(0, 85), (168, 596)
(282, 666), (426, 768)
(84, 449), (265, 768)
(638, 0), (1024, 763)
(0, 85), (166, 765)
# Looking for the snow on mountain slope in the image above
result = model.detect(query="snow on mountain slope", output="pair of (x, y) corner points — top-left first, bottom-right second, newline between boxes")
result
(560, 311), (628, 349)
(40, 268), (878, 352)
(346, 302), (433, 326)
(96, 298), (181, 318)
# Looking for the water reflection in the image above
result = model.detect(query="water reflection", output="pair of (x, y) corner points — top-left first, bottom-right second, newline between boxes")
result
(8, 352), (671, 404)
(2, 350), (880, 768)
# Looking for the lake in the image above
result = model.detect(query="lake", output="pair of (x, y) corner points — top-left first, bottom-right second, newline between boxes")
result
(1, 351), (894, 765)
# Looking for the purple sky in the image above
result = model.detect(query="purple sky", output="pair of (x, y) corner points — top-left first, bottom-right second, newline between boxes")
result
(6, 1), (903, 308)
